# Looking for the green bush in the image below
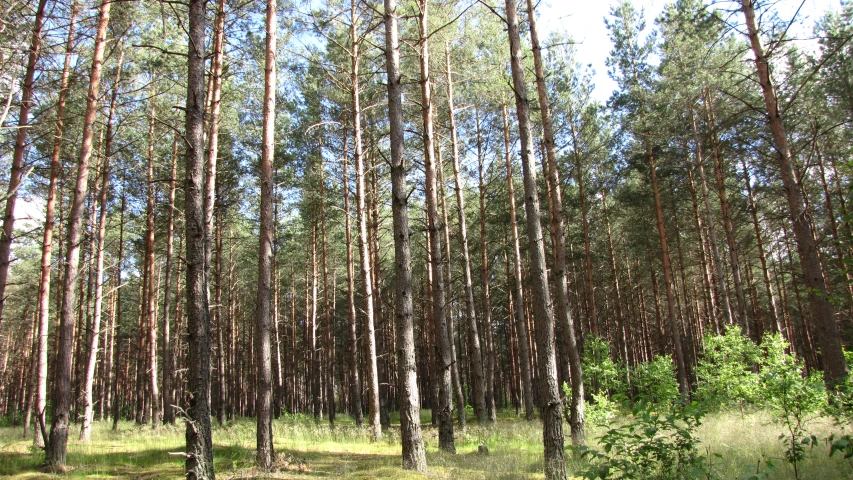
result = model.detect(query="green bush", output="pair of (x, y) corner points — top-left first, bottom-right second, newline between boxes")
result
(694, 326), (760, 409)
(583, 335), (626, 396)
(632, 355), (680, 408)
(576, 401), (710, 479)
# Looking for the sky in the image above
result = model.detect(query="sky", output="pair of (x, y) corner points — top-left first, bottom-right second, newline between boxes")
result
(537, 0), (843, 103)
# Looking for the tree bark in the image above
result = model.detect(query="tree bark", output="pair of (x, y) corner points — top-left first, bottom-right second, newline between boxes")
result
(351, 7), (381, 439)
(504, 0), (567, 477)
(445, 44), (486, 425)
(255, 0), (276, 465)
(501, 105), (535, 422)
(184, 0), (215, 475)
(46, 0), (110, 466)
(162, 133), (178, 425)
(144, 101), (161, 431)
(418, 0), (455, 453)
(383, 0), (427, 469)
(80, 48), (123, 442)
(527, 0), (586, 445)
(35, 0), (77, 446)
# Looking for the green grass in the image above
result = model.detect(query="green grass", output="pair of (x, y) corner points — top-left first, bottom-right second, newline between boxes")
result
(0, 409), (851, 478)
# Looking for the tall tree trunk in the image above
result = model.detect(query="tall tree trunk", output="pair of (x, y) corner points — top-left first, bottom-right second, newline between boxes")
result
(255, 0), (276, 465)
(445, 44), (486, 425)
(351, 7), (381, 440)
(205, 0), (226, 293)
(527, 0), (586, 445)
(740, 158), (784, 336)
(162, 133), (178, 425)
(184, 0), (215, 475)
(144, 102), (160, 431)
(646, 140), (689, 397)
(46, 0), (110, 467)
(418, 0), (454, 453)
(690, 106), (733, 329)
(476, 111), (497, 423)
(705, 91), (750, 336)
(501, 105), (535, 421)
(111, 193), (126, 431)
(343, 108), (362, 425)
(740, 0), (848, 386)
(504, 1), (566, 477)
(320, 152), (335, 428)
(80, 48), (123, 442)
(35, 0), (77, 446)
(384, 0), (427, 469)
(0, 0), (48, 328)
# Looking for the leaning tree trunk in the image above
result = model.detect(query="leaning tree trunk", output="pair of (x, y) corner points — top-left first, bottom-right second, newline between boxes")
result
(504, 0), (566, 477)
(383, 0), (427, 469)
(527, 0), (585, 446)
(740, 0), (848, 386)
(0, 0), (47, 328)
(184, 0), (215, 475)
(46, 0), (110, 467)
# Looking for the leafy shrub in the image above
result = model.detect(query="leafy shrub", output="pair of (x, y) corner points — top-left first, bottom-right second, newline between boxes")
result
(576, 402), (710, 479)
(583, 335), (626, 395)
(758, 333), (827, 479)
(632, 355), (680, 408)
(694, 326), (760, 409)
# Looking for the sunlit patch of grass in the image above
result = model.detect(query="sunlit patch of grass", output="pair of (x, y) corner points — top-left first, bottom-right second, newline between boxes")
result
(1, 409), (851, 478)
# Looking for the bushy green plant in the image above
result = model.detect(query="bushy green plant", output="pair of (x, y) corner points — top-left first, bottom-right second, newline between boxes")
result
(632, 355), (680, 408)
(576, 402), (711, 479)
(758, 333), (827, 479)
(694, 327), (760, 409)
(583, 335), (626, 395)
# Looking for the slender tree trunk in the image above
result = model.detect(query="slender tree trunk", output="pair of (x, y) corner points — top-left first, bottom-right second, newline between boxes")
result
(0, 0), (48, 328)
(527, 0), (586, 444)
(255, 0), (276, 465)
(445, 44), (486, 425)
(35, 1), (77, 446)
(384, 0), (427, 469)
(111, 194), (126, 431)
(162, 133), (178, 425)
(501, 105), (535, 421)
(504, 1), (566, 476)
(184, 0), (215, 475)
(418, 0), (454, 452)
(476, 111), (497, 423)
(646, 139), (689, 397)
(741, 0), (848, 385)
(144, 102), (161, 431)
(351, 9), (381, 440)
(690, 106), (733, 329)
(46, 0), (110, 466)
(80, 48), (123, 442)
(705, 91), (750, 336)
(205, 0), (226, 293)
(342, 106), (362, 425)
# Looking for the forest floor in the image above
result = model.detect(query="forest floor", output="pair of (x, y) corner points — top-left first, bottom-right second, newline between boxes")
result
(0, 409), (851, 479)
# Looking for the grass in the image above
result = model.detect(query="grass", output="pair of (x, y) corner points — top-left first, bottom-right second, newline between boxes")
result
(0, 409), (851, 479)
